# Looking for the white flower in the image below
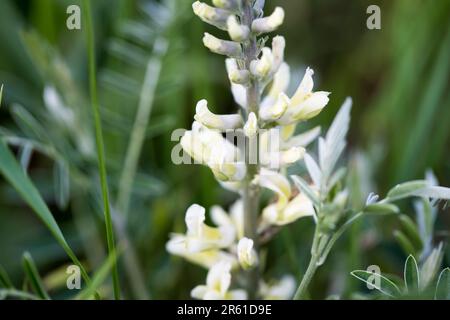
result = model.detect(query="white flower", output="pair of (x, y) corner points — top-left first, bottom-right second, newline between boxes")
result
(166, 204), (235, 254)
(212, 0), (239, 11)
(192, 1), (231, 30)
(210, 199), (244, 239)
(243, 112), (258, 137)
(250, 36), (285, 80)
(203, 33), (242, 58)
(250, 48), (274, 79)
(226, 59), (247, 108)
(194, 99), (242, 130)
(180, 122), (246, 181)
(225, 58), (250, 85)
(258, 130), (305, 169)
(277, 67), (330, 125)
(252, 7), (285, 34)
(237, 237), (258, 269)
(257, 169), (315, 226)
(166, 238), (237, 269)
(191, 261), (247, 300)
(260, 276), (296, 300)
(227, 15), (250, 42)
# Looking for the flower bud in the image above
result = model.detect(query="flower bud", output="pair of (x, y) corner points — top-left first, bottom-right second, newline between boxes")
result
(194, 99), (242, 130)
(225, 58), (250, 85)
(271, 36), (285, 74)
(243, 112), (258, 137)
(212, 0), (240, 11)
(250, 47), (273, 78)
(237, 237), (258, 269)
(227, 15), (250, 42)
(203, 33), (242, 58)
(252, 7), (285, 34)
(193, 1), (231, 30)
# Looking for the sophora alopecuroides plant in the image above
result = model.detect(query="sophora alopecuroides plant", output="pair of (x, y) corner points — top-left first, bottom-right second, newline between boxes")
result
(166, 0), (450, 300)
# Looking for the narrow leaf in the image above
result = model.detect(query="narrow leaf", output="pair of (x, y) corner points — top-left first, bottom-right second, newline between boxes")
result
(0, 265), (13, 289)
(351, 270), (401, 297)
(404, 255), (420, 294)
(386, 180), (428, 201)
(304, 153), (322, 188)
(394, 230), (417, 256)
(364, 203), (399, 215)
(291, 175), (320, 206)
(0, 140), (94, 294)
(435, 268), (450, 300)
(22, 252), (50, 300)
(399, 214), (423, 251)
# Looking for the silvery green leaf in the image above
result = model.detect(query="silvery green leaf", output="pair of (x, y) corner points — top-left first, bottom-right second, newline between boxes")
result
(410, 186), (450, 200)
(328, 167), (346, 191)
(319, 97), (352, 183)
(350, 270), (401, 298)
(386, 180), (429, 201)
(291, 175), (319, 206)
(425, 169), (438, 186)
(284, 126), (321, 148)
(434, 268), (450, 300)
(304, 153), (322, 188)
(404, 255), (420, 294)
(420, 243), (444, 290)
(414, 198), (436, 259)
(364, 203), (399, 215)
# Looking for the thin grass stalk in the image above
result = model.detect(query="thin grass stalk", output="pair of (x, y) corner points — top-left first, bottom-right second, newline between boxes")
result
(82, 0), (120, 300)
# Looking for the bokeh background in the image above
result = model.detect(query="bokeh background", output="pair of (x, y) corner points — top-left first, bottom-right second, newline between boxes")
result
(0, 0), (449, 299)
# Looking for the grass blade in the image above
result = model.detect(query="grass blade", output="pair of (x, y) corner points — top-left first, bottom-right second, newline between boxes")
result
(0, 265), (13, 289)
(0, 140), (95, 297)
(22, 252), (50, 300)
(82, 0), (120, 300)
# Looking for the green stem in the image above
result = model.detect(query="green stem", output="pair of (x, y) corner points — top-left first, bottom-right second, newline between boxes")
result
(83, 0), (121, 300)
(242, 0), (260, 299)
(293, 253), (320, 300)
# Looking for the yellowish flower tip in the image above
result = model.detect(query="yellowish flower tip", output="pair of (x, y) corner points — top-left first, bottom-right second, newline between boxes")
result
(252, 6), (285, 34)
(227, 16), (249, 42)
(212, 0), (235, 10)
(271, 93), (290, 118)
(282, 147), (305, 164)
(250, 48), (274, 78)
(237, 237), (258, 269)
(244, 112), (258, 138)
(203, 32), (222, 51)
(192, 1), (214, 20)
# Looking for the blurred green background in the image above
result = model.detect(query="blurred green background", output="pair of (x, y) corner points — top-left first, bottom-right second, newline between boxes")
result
(0, 0), (449, 299)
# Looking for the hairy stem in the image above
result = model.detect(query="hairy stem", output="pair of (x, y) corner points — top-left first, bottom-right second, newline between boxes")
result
(293, 253), (319, 300)
(242, 0), (260, 299)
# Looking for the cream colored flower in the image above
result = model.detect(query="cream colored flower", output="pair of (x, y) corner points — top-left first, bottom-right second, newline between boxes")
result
(260, 276), (296, 300)
(191, 261), (247, 300)
(166, 204), (235, 254)
(210, 199), (244, 240)
(194, 99), (242, 130)
(252, 7), (285, 34)
(227, 15), (250, 42)
(277, 67), (330, 125)
(180, 122), (246, 181)
(257, 169), (315, 226)
(203, 33), (242, 58)
(193, 1), (231, 30)
(243, 112), (258, 138)
(237, 237), (258, 269)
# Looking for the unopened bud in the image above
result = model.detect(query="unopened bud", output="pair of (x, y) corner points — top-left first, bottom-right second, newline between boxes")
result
(193, 1), (231, 30)
(249, 48), (273, 78)
(244, 112), (258, 138)
(203, 33), (242, 58)
(227, 16), (250, 42)
(252, 7), (285, 34)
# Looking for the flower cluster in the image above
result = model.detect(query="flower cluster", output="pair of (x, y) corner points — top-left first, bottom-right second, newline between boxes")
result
(167, 0), (330, 300)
